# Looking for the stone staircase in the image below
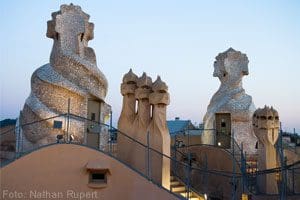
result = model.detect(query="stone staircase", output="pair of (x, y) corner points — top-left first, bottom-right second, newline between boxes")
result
(170, 175), (204, 200)
(246, 159), (258, 173)
(245, 155), (258, 193)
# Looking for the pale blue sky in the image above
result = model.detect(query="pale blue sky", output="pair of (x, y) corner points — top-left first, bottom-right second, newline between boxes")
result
(0, 0), (299, 132)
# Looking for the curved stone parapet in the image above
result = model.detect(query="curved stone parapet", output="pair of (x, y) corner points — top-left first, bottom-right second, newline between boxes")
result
(18, 4), (108, 150)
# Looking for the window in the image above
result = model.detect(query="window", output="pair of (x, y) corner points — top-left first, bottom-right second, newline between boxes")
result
(91, 113), (96, 121)
(90, 172), (106, 184)
(135, 100), (138, 114)
(268, 116), (273, 120)
(86, 160), (110, 188)
(221, 119), (226, 127)
(53, 120), (63, 129)
(150, 105), (153, 119)
(221, 122), (226, 127)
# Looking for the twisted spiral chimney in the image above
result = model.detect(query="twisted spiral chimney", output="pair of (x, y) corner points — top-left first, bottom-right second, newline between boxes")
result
(17, 4), (109, 151)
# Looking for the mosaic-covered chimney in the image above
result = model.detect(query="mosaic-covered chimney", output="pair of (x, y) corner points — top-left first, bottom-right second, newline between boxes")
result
(17, 4), (110, 152)
(203, 48), (257, 154)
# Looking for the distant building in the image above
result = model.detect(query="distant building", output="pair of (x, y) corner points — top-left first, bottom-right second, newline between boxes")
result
(0, 119), (16, 128)
(0, 119), (16, 163)
(282, 132), (300, 148)
(167, 117), (202, 147)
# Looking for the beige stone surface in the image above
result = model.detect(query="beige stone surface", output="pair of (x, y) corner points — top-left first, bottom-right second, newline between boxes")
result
(174, 145), (242, 200)
(148, 76), (171, 190)
(18, 4), (109, 151)
(203, 48), (257, 154)
(253, 106), (279, 194)
(117, 70), (170, 189)
(0, 144), (178, 200)
(130, 73), (152, 174)
(117, 69), (138, 165)
(133, 73), (152, 144)
(171, 134), (202, 147)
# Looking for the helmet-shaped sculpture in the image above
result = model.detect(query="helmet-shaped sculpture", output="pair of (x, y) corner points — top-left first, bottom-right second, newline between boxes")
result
(135, 72), (152, 100)
(253, 106), (280, 146)
(252, 105), (279, 194)
(148, 75), (170, 189)
(118, 69), (139, 166)
(213, 47), (249, 85)
(47, 3), (108, 99)
(47, 4), (94, 61)
(118, 72), (171, 189)
(121, 69), (138, 96)
(150, 76), (170, 106)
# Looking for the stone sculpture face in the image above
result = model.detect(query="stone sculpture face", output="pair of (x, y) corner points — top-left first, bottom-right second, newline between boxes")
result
(253, 106), (279, 145)
(213, 48), (249, 85)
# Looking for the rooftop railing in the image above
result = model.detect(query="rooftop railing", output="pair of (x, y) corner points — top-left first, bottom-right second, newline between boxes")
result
(1, 112), (300, 199)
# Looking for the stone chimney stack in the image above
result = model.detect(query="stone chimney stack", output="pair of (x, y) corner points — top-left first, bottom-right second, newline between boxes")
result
(253, 105), (280, 194)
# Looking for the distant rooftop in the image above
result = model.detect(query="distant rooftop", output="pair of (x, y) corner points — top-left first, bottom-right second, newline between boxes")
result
(167, 117), (201, 135)
(0, 119), (16, 128)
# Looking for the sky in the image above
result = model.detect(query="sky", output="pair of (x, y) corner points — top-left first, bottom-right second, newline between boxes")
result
(0, 0), (299, 133)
